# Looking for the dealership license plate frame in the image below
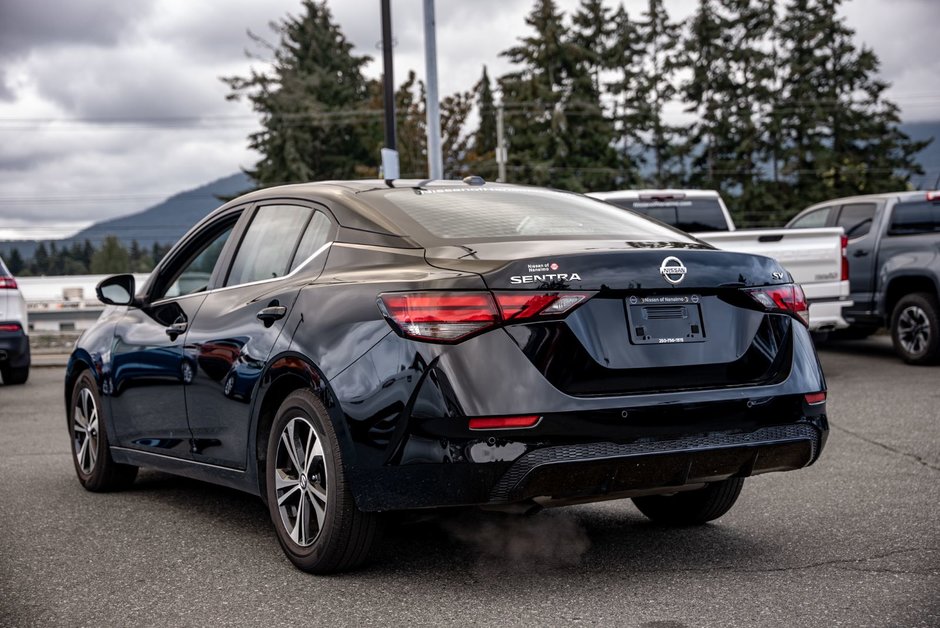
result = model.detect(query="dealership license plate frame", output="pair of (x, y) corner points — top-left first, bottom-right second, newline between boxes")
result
(626, 294), (707, 345)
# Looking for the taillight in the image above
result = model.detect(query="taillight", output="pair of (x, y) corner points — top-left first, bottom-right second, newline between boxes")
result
(0, 277), (17, 290)
(0, 323), (21, 332)
(840, 234), (849, 282)
(745, 284), (809, 327)
(378, 291), (592, 343)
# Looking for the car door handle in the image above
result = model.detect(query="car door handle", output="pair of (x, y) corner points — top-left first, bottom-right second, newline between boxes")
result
(165, 321), (188, 338)
(853, 249), (869, 257)
(257, 305), (287, 325)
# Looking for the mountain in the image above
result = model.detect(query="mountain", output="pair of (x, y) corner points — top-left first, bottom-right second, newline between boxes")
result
(0, 172), (252, 259)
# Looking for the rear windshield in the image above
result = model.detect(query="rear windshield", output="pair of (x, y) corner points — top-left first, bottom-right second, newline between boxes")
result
(605, 198), (728, 232)
(889, 200), (940, 235)
(375, 187), (690, 242)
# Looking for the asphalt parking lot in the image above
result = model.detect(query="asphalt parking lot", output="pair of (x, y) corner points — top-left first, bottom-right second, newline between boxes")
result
(1, 336), (937, 627)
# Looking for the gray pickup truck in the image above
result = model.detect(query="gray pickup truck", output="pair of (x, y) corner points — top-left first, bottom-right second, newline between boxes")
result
(787, 191), (940, 364)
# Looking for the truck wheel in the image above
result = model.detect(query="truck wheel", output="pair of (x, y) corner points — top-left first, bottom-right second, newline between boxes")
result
(265, 390), (381, 573)
(890, 293), (940, 365)
(632, 477), (744, 525)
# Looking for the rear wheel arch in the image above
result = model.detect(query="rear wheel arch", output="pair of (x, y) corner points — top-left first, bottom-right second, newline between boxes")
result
(251, 352), (351, 500)
(883, 275), (938, 320)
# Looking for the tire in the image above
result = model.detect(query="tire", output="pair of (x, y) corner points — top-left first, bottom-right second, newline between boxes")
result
(890, 292), (940, 365)
(632, 477), (744, 525)
(68, 371), (138, 492)
(1, 364), (29, 385)
(265, 390), (381, 573)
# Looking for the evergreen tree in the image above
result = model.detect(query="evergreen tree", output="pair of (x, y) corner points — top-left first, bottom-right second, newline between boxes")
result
(606, 4), (645, 185)
(571, 0), (614, 93)
(633, 0), (685, 187)
(498, 0), (571, 187)
(222, 0), (377, 186)
(394, 71), (428, 178)
(32, 243), (49, 275)
(773, 0), (928, 213)
(90, 236), (131, 275)
(440, 89), (474, 178)
(466, 67), (499, 180)
(7, 248), (24, 275)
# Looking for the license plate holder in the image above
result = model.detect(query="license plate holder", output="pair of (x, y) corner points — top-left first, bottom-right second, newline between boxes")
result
(626, 295), (706, 345)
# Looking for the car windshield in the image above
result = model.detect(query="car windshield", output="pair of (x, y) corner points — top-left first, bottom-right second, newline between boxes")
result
(373, 187), (691, 243)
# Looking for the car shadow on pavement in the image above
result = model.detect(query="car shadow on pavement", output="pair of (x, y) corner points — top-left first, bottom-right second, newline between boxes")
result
(122, 470), (772, 578)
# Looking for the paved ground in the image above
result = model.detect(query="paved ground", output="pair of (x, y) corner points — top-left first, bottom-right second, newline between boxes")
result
(1, 337), (937, 627)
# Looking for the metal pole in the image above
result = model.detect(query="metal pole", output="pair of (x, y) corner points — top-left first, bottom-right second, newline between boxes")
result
(423, 0), (443, 180)
(496, 103), (507, 182)
(381, 0), (396, 153)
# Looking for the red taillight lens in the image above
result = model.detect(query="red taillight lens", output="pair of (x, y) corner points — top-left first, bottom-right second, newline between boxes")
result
(494, 292), (591, 320)
(745, 284), (809, 327)
(468, 415), (541, 430)
(840, 234), (849, 282)
(0, 323), (21, 332)
(804, 391), (826, 405)
(0, 277), (18, 290)
(378, 291), (592, 343)
(378, 292), (500, 342)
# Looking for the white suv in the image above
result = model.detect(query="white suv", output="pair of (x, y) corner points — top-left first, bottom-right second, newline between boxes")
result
(0, 256), (29, 384)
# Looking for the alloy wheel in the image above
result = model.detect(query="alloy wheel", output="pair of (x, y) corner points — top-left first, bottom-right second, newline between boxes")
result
(897, 305), (931, 356)
(72, 387), (99, 474)
(274, 417), (328, 547)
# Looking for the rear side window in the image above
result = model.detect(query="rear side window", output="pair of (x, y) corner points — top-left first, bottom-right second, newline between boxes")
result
(289, 212), (332, 272)
(607, 198), (728, 232)
(836, 203), (876, 238)
(226, 205), (312, 286)
(377, 188), (687, 242)
(889, 201), (940, 235)
(789, 207), (831, 229)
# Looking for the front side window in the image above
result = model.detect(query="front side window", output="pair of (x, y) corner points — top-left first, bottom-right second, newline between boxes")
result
(226, 205), (312, 286)
(162, 224), (235, 299)
(789, 207), (831, 229)
(836, 203), (876, 239)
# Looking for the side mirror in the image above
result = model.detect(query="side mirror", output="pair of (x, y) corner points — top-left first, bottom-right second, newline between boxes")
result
(96, 274), (137, 306)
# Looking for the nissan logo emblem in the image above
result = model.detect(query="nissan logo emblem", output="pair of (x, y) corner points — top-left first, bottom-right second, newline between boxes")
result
(660, 256), (687, 285)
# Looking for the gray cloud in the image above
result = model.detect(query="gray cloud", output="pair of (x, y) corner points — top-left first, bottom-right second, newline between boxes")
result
(0, 0), (936, 238)
(0, 0), (156, 57)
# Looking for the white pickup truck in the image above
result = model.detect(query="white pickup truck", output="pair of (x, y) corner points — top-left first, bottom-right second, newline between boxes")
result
(589, 189), (851, 333)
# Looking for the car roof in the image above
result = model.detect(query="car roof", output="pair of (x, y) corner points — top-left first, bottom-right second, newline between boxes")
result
(802, 190), (933, 210)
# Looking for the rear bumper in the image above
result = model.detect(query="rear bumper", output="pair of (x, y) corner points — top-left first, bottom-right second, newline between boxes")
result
(0, 327), (30, 368)
(807, 298), (852, 332)
(350, 418), (827, 511)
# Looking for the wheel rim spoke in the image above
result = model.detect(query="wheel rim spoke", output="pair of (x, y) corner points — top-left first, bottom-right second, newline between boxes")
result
(73, 386), (99, 475)
(275, 416), (328, 548)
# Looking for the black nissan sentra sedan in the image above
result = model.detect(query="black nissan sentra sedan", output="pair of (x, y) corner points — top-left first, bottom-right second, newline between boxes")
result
(65, 179), (828, 573)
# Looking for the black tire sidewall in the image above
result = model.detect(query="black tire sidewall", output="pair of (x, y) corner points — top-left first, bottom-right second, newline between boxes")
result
(890, 293), (940, 365)
(265, 391), (345, 568)
(68, 372), (110, 488)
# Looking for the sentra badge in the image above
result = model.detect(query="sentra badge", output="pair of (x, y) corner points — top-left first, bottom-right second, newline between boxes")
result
(659, 256), (687, 285)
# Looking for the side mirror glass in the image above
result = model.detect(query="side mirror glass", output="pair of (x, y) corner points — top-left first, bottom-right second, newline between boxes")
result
(96, 274), (136, 306)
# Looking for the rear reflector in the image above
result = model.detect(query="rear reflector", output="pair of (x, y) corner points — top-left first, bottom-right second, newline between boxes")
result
(379, 291), (592, 343)
(745, 284), (810, 327)
(804, 392), (826, 405)
(0, 277), (17, 290)
(0, 323), (21, 332)
(468, 415), (541, 430)
(927, 191), (940, 202)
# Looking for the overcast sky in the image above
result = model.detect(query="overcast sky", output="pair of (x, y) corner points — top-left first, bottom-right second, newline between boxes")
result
(0, 0), (937, 240)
